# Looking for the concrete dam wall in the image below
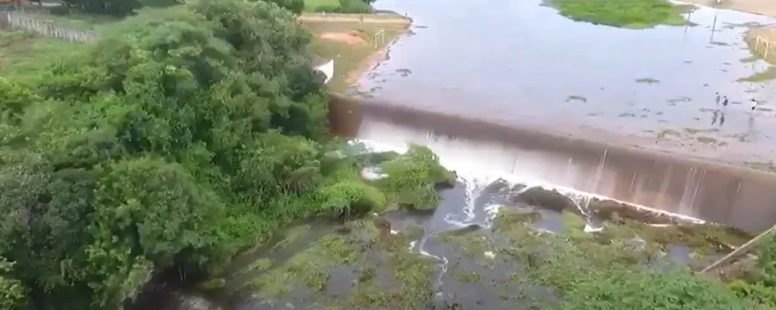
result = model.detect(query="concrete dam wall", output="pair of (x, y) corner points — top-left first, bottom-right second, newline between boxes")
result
(328, 94), (776, 234)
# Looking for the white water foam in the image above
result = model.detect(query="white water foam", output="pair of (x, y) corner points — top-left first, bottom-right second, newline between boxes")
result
(351, 137), (706, 294)
(350, 139), (706, 226)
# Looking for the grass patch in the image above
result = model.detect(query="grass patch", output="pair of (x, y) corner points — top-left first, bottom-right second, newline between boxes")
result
(303, 16), (409, 92)
(545, 0), (688, 29)
(250, 233), (362, 298)
(737, 66), (776, 83)
(0, 30), (79, 79)
(304, 0), (341, 12)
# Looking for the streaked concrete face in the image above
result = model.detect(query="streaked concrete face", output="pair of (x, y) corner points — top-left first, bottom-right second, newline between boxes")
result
(328, 94), (776, 233)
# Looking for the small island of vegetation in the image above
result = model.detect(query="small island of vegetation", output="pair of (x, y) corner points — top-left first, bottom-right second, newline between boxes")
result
(545, 0), (692, 29)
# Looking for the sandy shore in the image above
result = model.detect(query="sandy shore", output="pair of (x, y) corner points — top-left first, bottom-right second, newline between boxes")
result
(680, 0), (776, 16)
(302, 12), (413, 91)
(299, 13), (412, 25)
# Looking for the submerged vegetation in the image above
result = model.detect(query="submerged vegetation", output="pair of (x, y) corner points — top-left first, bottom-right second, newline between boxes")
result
(227, 194), (776, 309)
(738, 66), (776, 83)
(545, 0), (690, 29)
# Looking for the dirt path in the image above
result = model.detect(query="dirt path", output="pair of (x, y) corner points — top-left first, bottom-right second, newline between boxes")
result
(299, 13), (411, 25)
(681, 0), (776, 17)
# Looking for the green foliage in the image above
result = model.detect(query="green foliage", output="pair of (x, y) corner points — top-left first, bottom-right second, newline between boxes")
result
(725, 233), (776, 307)
(0, 77), (36, 126)
(260, 0), (305, 14)
(0, 1), (451, 308)
(307, 0), (372, 13)
(729, 280), (776, 307)
(61, 0), (143, 16)
(142, 0), (185, 8)
(320, 180), (387, 216)
(758, 234), (776, 286)
(546, 0), (687, 29)
(561, 267), (754, 310)
(376, 144), (454, 210)
(0, 259), (25, 310)
(336, 0), (371, 13)
(507, 214), (760, 309)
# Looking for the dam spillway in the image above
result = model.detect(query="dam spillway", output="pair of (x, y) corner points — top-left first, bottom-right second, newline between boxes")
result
(329, 94), (776, 234)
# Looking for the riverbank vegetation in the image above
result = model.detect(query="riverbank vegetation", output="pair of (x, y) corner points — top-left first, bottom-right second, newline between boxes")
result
(741, 27), (776, 82)
(545, 0), (691, 29)
(216, 189), (776, 309)
(2, 0), (776, 309)
(0, 0), (448, 309)
(303, 15), (410, 91)
(304, 0), (373, 13)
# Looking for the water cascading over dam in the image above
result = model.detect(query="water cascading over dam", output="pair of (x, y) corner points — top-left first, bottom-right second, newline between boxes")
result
(328, 93), (776, 234)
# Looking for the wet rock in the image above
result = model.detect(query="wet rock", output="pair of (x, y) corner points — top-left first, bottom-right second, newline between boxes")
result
(510, 184), (527, 193)
(481, 178), (511, 196)
(586, 198), (680, 225)
(433, 292), (464, 310)
(444, 223), (483, 236)
(509, 187), (581, 215)
(358, 151), (399, 166)
(172, 292), (221, 310)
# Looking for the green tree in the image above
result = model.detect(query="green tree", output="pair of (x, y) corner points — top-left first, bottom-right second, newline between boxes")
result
(0, 0), (453, 308)
(61, 0), (143, 17)
(0, 0), (327, 308)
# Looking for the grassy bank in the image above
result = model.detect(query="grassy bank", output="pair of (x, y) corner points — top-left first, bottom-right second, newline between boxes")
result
(303, 0), (372, 13)
(0, 30), (76, 78)
(0, 8), (410, 92)
(302, 13), (410, 92)
(545, 0), (691, 29)
(741, 27), (776, 82)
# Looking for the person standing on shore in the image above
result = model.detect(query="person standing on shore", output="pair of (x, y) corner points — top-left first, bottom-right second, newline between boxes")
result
(751, 98), (758, 113)
(722, 96), (729, 108)
(715, 92), (721, 105)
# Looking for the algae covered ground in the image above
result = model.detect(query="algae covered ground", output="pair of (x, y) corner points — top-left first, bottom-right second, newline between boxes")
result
(192, 174), (771, 310)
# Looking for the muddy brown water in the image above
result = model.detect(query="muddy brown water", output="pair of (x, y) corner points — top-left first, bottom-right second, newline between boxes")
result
(330, 94), (776, 234)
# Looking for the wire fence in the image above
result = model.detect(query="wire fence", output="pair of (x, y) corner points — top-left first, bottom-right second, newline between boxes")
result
(0, 4), (97, 43)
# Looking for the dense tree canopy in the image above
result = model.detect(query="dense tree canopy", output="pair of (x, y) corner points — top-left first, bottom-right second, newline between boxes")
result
(0, 0), (450, 309)
(60, 0), (304, 17)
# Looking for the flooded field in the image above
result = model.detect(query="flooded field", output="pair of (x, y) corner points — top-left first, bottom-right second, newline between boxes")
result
(354, 0), (776, 165)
